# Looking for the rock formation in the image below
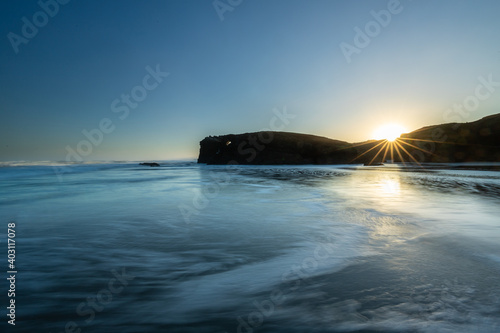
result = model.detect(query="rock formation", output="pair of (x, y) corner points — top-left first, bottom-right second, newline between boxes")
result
(400, 113), (500, 163)
(197, 131), (371, 165)
(198, 113), (500, 165)
(139, 162), (160, 167)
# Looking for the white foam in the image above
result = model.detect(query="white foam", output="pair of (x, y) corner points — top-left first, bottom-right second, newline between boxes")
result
(148, 223), (370, 323)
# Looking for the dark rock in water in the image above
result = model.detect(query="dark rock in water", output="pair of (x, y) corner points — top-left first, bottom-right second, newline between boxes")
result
(139, 162), (160, 167)
(364, 162), (384, 166)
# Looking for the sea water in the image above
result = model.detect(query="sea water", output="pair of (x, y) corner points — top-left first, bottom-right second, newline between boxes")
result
(0, 162), (500, 333)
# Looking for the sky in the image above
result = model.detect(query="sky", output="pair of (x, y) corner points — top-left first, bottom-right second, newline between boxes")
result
(1, 0), (500, 162)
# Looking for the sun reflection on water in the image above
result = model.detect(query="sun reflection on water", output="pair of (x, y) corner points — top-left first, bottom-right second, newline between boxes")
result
(378, 177), (401, 197)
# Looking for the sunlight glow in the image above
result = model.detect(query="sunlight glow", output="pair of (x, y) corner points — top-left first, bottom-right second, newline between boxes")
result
(373, 124), (408, 142)
(379, 177), (401, 196)
(350, 124), (438, 166)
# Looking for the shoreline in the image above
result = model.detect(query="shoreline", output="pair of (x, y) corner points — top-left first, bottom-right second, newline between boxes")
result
(1, 160), (500, 171)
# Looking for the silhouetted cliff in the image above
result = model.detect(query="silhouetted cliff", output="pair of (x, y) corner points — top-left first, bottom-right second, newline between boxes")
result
(198, 113), (500, 165)
(400, 113), (500, 163)
(197, 131), (379, 165)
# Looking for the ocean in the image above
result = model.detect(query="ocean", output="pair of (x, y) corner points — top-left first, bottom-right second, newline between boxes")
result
(1, 162), (500, 333)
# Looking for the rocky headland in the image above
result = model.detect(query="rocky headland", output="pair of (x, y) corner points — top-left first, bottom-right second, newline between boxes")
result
(197, 113), (500, 165)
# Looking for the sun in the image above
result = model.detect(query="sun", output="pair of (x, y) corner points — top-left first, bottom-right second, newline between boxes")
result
(373, 124), (408, 142)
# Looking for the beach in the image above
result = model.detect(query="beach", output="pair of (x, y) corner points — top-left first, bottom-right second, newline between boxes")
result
(1, 162), (500, 332)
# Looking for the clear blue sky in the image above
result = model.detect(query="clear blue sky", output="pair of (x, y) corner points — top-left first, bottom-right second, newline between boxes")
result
(1, 0), (499, 161)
